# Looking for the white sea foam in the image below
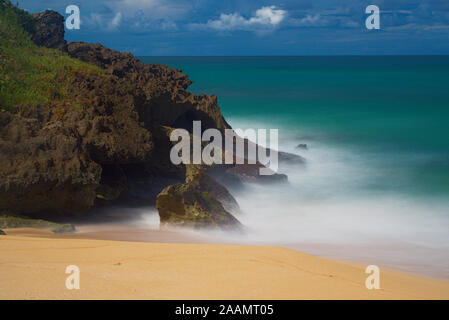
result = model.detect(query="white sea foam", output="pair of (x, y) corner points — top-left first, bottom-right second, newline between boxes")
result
(209, 118), (449, 277)
(137, 117), (449, 278)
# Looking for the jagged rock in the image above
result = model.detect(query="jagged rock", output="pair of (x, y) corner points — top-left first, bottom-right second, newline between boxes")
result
(31, 10), (67, 50)
(186, 165), (241, 215)
(225, 163), (288, 184)
(66, 42), (230, 133)
(147, 125), (186, 180)
(296, 144), (308, 150)
(156, 183), (241, 230)
(0, 67), (155, 216)
(278, 151), (306, 165)
(0, 16), (231, 216)
(0, 3), (294, 226)
(0, 112), (101, 216)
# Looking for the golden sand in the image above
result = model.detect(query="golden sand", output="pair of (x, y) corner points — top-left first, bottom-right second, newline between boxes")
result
(1, 229), (449, 299)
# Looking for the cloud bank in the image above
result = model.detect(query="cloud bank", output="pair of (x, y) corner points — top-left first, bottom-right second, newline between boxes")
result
(190, 6), (287, 32)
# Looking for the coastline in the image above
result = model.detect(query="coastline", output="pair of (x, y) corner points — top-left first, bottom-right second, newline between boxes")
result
(1, 227), (449, 299)
(1, 2), (448, 302)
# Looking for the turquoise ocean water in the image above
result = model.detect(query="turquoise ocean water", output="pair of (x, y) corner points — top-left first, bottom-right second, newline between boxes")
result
(141, 56), (449, 278)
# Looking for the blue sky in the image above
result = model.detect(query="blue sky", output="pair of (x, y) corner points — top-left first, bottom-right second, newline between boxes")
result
(18, 0), (449, 55)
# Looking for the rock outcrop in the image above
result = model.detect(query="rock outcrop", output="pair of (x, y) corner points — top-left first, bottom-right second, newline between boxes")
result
(224, 163), (288, 184)
(0, 4), (304, 230)
(66, 42), (230, 133)
(0, 10), (232, 217)
(31, 10), (67, 50)
(156, 182), (241, 230)
(186, 165), (241, 215)
(278, 151), (306, 165)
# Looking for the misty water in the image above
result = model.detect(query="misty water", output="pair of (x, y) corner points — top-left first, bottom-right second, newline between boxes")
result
(137, 56), (449, 278)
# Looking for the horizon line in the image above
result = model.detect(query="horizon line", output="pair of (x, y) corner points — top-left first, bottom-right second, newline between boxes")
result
(135, 54), (449, 57)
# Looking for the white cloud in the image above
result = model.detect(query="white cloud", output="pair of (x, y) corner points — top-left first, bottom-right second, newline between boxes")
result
(109, 12), (122, 29)
(191, 6), (287, 32)
(288, 13), (358, 29)
(109, 0), (190, 20)
(84, 12), (122, 31)
(290, 14), (321, 27)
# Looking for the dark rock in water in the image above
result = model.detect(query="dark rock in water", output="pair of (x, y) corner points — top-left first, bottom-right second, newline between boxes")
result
(156, 183), (241, 230)
(186, 165), (241, 215)
(296, 144), (308, 150)
(225, 163), (288, 184)
(0, 229), (5, 235)
(278, 151), (306, 165)
(156, 164), (242, 229)
(31, 10), (67, 50)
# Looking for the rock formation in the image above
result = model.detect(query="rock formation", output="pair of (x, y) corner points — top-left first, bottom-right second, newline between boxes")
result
(31, 10), (67, 50)
(0, 4), (304, 229)
(156, 182), (242, 230)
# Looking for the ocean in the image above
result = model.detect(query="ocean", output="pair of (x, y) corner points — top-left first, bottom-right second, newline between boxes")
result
(140, 56), (449, 278)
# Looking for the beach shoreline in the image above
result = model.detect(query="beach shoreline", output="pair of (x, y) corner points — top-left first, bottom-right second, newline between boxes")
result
(4, 224), (449, 281)
(1, 226), (449, 300)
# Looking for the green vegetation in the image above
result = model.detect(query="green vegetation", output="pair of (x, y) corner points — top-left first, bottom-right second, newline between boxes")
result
(0, 213), (76, 233)
(0, 0), (102, 114)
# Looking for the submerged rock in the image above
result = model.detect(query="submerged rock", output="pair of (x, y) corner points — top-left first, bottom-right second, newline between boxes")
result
(225, 163), (288, 184)
(156, 183), (242, 230)
(278, 151), (306, 165)
(296, 144), (308, 150)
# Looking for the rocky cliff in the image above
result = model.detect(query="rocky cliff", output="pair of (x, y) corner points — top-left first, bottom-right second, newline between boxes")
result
(0, 2), (297, 229)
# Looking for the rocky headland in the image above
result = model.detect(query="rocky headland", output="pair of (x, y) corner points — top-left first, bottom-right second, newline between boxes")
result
(0, 1), (302, 230)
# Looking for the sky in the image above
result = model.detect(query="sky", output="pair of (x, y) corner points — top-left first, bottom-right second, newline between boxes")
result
(17, 0), (449, 56)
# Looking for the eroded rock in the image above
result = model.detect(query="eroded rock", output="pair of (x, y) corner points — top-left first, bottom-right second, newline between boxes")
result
(31, 10), (67, 50)
(186, 165), (241, 215)
(156, 183), (241, 230)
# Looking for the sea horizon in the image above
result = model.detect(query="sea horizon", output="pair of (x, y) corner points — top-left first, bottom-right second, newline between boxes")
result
(2, 0), (449, 301)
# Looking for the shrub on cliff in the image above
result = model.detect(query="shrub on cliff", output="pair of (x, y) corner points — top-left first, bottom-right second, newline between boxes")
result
(0, 0), (102, 113)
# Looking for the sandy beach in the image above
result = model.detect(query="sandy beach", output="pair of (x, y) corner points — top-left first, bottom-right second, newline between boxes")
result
(1, 227), (449, 300)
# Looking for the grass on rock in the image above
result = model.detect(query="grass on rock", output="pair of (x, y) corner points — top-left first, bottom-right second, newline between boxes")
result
(0, 0), (103, 114)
